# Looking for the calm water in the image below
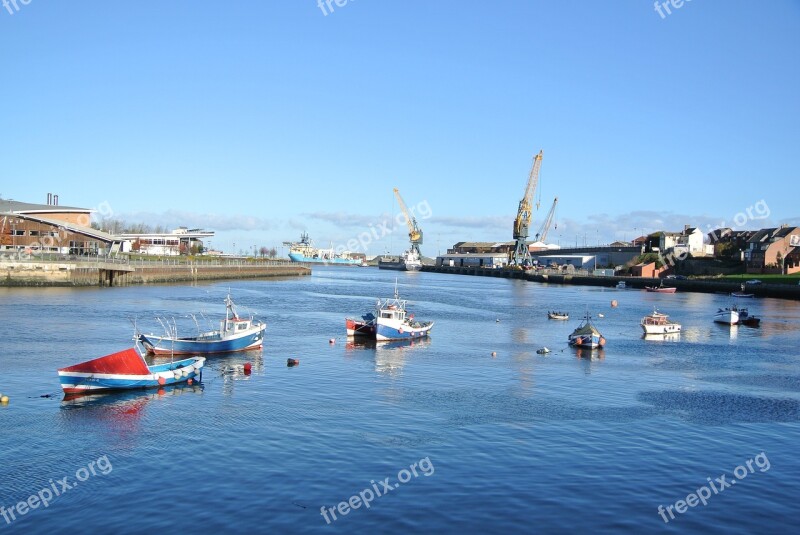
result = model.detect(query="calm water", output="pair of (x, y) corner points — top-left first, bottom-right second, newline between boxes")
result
(1, 267), (799, 534)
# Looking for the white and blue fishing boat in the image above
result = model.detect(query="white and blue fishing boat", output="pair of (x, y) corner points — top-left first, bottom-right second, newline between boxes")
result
(138, 294), (266, 355)
(58, 344), (205, 394)
(568, 313), (606, 349)
(373, 286), (433, 341)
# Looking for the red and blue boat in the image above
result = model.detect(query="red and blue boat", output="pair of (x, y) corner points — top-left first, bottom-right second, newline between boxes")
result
(138, 294), (266, 355)
(58, 346), (205, 394)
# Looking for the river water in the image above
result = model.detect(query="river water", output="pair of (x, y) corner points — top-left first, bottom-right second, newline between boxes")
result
(1, 266), (799, 534)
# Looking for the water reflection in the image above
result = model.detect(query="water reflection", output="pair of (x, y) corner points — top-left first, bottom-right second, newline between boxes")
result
(201, 350), (264, 397)
(344, 337), (431, 376)
(59, 384), (204, 448)
(573, 347), (605, 374)
(642, 333), (681, 342)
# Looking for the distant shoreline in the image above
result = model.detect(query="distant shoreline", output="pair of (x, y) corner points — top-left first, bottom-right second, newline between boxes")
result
(422, 265), (800, 301)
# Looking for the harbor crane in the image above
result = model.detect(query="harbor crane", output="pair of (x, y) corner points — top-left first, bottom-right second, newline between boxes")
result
(509, 150), (543, 267)
(535, 197), (558, 242)
(393, 187), (423, 256)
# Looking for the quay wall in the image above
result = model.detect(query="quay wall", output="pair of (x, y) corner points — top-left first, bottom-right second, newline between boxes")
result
(128, 264), (310, 284)
(422, 265), (800, 300)
(1, 261), (310, 287)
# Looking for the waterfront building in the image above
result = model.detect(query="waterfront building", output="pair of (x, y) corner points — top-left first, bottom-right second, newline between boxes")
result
(745, 225), (800, 274)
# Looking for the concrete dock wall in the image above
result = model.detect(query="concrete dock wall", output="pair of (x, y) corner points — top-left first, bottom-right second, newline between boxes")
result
(1, 260), (310, 287)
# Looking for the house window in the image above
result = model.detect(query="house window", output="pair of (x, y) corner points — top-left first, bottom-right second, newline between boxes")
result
(29, 230), (40, 237)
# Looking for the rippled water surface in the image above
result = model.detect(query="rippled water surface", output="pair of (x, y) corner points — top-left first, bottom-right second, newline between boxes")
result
(1, 267), (799, 534)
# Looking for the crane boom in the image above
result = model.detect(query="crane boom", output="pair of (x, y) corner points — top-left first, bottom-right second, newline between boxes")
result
(510, 150), (543, 266)
(535, 197), (558, 242)
(393, 188), (423, 255)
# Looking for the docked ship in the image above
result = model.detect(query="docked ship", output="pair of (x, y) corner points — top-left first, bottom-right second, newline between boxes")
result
(377, 249), (422, 271)
(283, 233), (361, 265)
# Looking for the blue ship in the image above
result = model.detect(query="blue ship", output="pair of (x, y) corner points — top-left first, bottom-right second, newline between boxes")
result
(284, 232), (362, 265)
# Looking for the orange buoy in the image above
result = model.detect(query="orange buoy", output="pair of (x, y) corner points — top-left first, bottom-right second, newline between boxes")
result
(611, 300), (618, 307)
(243, 362), (252, 375)
(187, 378), (193, 385)
(158, 377), (166, 385)
(287, 358), (300, 367)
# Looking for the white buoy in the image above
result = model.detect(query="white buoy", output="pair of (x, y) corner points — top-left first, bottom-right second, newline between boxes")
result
(491, 351), (497, 357)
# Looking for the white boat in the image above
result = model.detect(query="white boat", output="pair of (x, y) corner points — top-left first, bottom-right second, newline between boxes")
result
(715, 305), (760, 327)
(714, 306), (739, 325)
(374, 285), (433, 341)
(616, 281), (627, 289)
(641, 309), (681, 335)
(548, 311), (569, 320)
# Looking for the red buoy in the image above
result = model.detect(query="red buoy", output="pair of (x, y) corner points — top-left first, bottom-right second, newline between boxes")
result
(244, 362), (252, 375)
(287, 358), (299, 367)
(158, 377), (166, 385)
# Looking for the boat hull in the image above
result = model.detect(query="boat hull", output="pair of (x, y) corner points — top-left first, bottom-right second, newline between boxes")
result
(377, 259), (406, 271)
(375, 321), (433, 341)
(714, 310), (739, 325)
(346, 318), (376, 337)
(139, 324), (265, 355)
(568, 334), (604, 349)
(58, 349), (205, 394)
(645, 287), (677, 293)
(288, 253), (361, 265)
(641, 323), (682, 334)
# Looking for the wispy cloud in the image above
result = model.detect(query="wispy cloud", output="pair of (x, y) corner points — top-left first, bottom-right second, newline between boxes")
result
(302, 211), (392, 228)
(432, 215), (508, 230)
(117, 210), (273, 231)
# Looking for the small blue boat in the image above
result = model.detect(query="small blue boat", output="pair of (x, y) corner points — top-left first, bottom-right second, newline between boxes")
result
(138, 294), (266, 355)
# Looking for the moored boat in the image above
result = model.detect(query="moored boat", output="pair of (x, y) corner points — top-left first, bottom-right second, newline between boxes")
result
(138, 294), (266, 355)
(377, 249), (422, 271)
(616, 281), (627, 289)
(58, 345), (205, 394)
(548, 311), (569, 320)
(346, 310), (377, 337)
(714, 304), (759, 326)
(714, 306), (739, 325)
(568, 313), (606, 348)
(645, 285), (677, 293)
(373, 286), (433, 341)
(641, 309), (681, 334)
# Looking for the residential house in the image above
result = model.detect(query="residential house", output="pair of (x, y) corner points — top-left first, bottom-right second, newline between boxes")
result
(745, 225), (800, 274)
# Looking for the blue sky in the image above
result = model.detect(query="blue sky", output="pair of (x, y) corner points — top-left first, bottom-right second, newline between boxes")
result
(1, 1), (798, 257)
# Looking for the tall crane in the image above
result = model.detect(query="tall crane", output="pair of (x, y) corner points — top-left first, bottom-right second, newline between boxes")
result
(509, 150), (543, 267)
(535, 197), (558, 242)
(393, 188), (423, 256)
